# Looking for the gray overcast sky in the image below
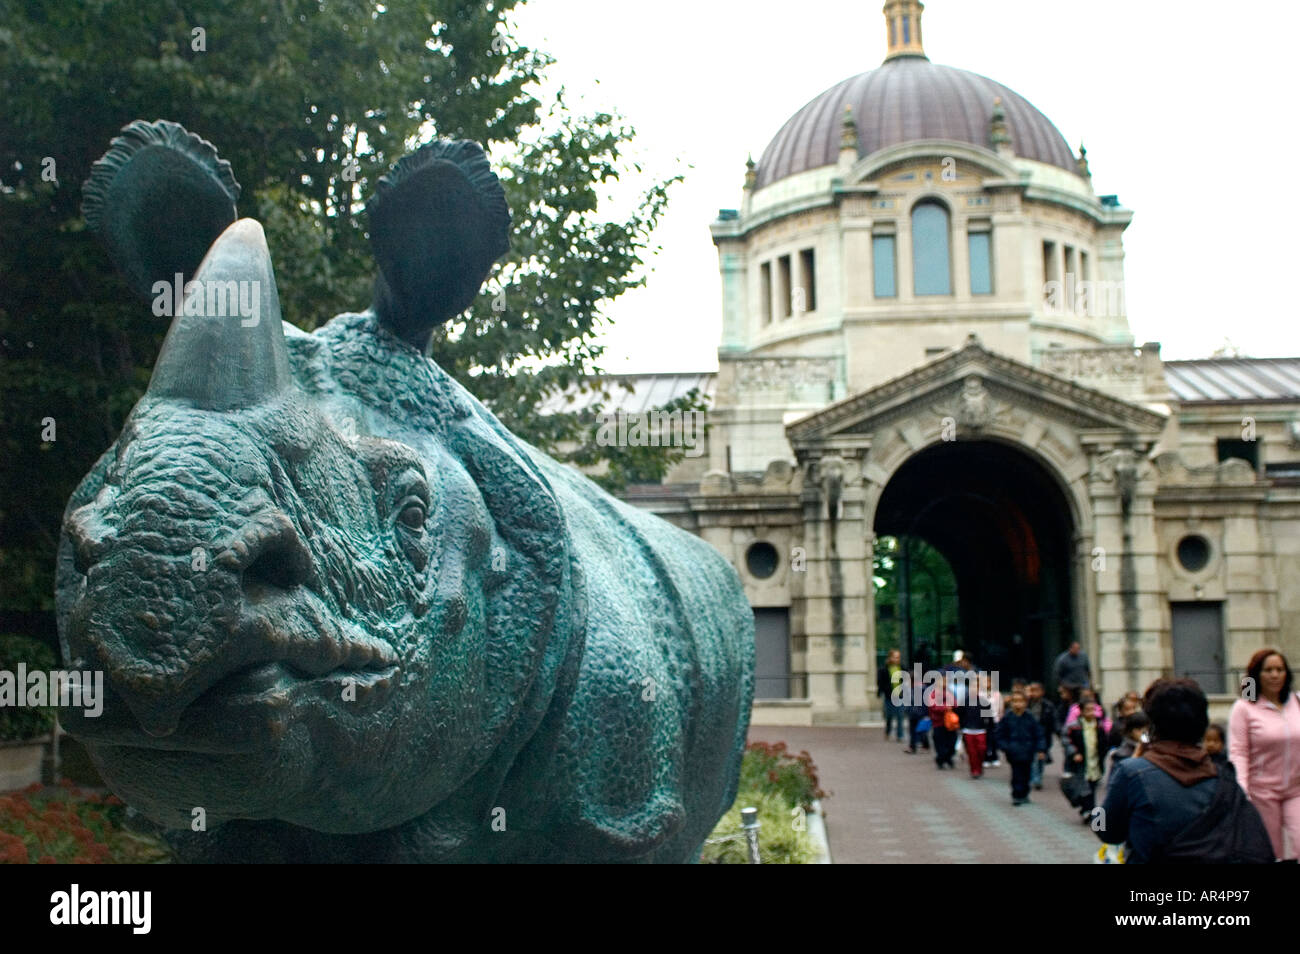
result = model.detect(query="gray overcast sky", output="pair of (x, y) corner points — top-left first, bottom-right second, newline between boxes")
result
(511, 0), (1300, 372)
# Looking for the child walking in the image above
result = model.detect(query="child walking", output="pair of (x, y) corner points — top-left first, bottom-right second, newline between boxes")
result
(995, 688), (1046, 804)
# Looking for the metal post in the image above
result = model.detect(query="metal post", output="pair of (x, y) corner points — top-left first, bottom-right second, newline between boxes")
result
(740, 806), (761, 863)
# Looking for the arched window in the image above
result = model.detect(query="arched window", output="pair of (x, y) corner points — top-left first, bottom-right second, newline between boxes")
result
(912, 200), (951, 295)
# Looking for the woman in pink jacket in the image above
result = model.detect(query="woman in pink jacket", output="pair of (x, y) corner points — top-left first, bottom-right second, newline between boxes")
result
(1229, 648), (1300, 860)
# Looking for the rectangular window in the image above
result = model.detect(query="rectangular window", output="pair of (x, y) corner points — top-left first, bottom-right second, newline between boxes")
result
(759, 262), (772, 325)
(1217, 438), (1259, 471)
(798, 248), (816, 313)
(777, 254), (792, 318)
(902, 15), (911, 44)
(925, 347), (947, 358)
(1080, 250), (1090, 283)
(968, 231), (992, 295)
(1042, 240), (1058, 302)
(873, 234), (897, 298)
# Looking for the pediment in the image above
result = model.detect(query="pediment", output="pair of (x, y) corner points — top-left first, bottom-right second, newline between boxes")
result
(786, 337), (1167, 449)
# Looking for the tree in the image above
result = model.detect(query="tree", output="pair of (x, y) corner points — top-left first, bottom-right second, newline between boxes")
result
(0, 0), (689, 616)
(873, 535), (958, 664)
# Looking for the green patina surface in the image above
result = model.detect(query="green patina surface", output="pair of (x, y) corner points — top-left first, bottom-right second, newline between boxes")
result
(54, 120), (754, 862)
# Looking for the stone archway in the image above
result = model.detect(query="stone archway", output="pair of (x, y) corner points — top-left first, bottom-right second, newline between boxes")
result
(873, 439), (1078, 685)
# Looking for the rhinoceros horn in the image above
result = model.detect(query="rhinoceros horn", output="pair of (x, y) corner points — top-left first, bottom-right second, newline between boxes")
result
(146, 218), (292, 409)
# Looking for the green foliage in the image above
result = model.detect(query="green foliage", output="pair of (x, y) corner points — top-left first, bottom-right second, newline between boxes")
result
(565, 387), (709, 492)
(701, 741), (828, 864)
(0, 782), (172, 864)
(0, 0), (682, 616)
(700, 792), (815, 865)
(0, 635), (58, 740)
(873, 534), (958, 657)
(737, 740), (829, 811)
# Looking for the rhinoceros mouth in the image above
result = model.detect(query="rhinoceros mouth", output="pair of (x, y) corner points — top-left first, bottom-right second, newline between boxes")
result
(65, 588), (403, 752)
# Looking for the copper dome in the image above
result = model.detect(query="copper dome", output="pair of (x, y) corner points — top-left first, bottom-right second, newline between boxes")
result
(755, 56), (1079, 189)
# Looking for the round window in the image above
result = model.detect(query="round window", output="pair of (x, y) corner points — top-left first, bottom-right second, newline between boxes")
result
(745, 542), (779, 580)
(1176, 535), (1211, 573)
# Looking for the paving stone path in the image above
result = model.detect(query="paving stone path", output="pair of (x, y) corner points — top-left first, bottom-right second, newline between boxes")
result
(748, 724), (1105, 864)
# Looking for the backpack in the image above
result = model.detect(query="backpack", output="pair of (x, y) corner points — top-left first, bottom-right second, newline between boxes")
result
(1147, 762), (1275, 864)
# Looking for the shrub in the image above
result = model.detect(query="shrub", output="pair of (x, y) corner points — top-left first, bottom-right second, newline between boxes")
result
(701, 741), (829, 864)
(700, 792), (816, 865)
(0, 781), (172, 864)
(0, 635), (58, 741)
(738, 740), (829, 811)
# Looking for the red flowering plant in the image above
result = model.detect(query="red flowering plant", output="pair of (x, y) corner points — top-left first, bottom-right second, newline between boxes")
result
(738, 741), (829, 812)
(0, 781), (170, 864)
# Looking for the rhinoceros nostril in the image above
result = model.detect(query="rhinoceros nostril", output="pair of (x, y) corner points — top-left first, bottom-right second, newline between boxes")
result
(217, 512), (316, 594)
(243, 542), (312, 591)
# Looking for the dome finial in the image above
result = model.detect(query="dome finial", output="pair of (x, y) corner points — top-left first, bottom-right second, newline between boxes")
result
(743, 154), (756, 191)
(883, 0), (927, 61)
(989, 97), (1012, 153)
(840, 104), (858, 151)
(1076, 143), (1091, 179)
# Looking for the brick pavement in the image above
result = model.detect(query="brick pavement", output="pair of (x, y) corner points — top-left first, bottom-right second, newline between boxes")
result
(748, 724), (1105, 864)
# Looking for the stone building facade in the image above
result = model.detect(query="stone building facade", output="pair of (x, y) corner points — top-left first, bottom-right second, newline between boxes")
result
(608, 1), (1300, 723)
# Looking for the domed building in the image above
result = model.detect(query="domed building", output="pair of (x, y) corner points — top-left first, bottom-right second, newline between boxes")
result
(605, 1), (1300, 723)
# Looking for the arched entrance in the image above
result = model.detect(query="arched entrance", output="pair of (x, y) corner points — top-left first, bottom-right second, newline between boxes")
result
(873, 439), (1076, 685)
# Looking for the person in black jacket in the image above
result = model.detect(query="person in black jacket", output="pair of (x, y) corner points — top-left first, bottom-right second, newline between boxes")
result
(1025, 681), (1056, 791)
(1065, 696), (1116, 822)
(1097, 679), (1272, 863)
(996, 689), (1046, 804)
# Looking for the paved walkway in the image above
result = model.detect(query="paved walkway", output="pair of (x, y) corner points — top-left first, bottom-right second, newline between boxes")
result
(748, 724), (1105, 864)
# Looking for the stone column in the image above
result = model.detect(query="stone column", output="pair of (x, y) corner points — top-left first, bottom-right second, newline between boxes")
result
(792, 449), (873, 722)
(1088, 445), (1165, 699)
(717, 246), (747, 353)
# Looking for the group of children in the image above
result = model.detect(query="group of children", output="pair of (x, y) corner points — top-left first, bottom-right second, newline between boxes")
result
(909, 668), (1229, 814)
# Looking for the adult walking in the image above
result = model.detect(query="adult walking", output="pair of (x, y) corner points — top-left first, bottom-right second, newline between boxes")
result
(1053, 640), (1091, 691)
(877, 648), (906, 743)
(1229, 648), (1300, 860)
(1025, 681), (1057, 791)
(1099, 678), (1272, 863)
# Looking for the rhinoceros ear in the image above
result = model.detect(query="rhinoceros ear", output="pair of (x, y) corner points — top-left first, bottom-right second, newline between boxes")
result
(82, 119), (240, 300)
(366, 140), (511, 350)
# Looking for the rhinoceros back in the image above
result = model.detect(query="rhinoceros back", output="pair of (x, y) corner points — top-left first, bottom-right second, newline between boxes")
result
(520, 448), (756, 862)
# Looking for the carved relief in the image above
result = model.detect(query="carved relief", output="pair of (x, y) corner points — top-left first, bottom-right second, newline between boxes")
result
(1039, 347), (1143, 382)
(927, 374), (1008, 437)
(733, 356), (840, 391)
(1091, 448), (1152, 509)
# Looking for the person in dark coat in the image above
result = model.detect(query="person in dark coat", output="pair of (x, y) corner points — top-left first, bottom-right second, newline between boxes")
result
(1065, 699), (1116, 821)
(995, 689), (1046, 804)
(1026, 681), (1057, 790)
(1203, 723), (1228, 767)
(1108, 710), (1150, 785)
(927, 678), (958, 770)
(1053, 641), (1091, 691)
(1098, 679), (1271, 863)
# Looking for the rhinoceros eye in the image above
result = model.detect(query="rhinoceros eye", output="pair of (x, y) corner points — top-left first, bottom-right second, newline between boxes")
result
(397, 500), (426, 531)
